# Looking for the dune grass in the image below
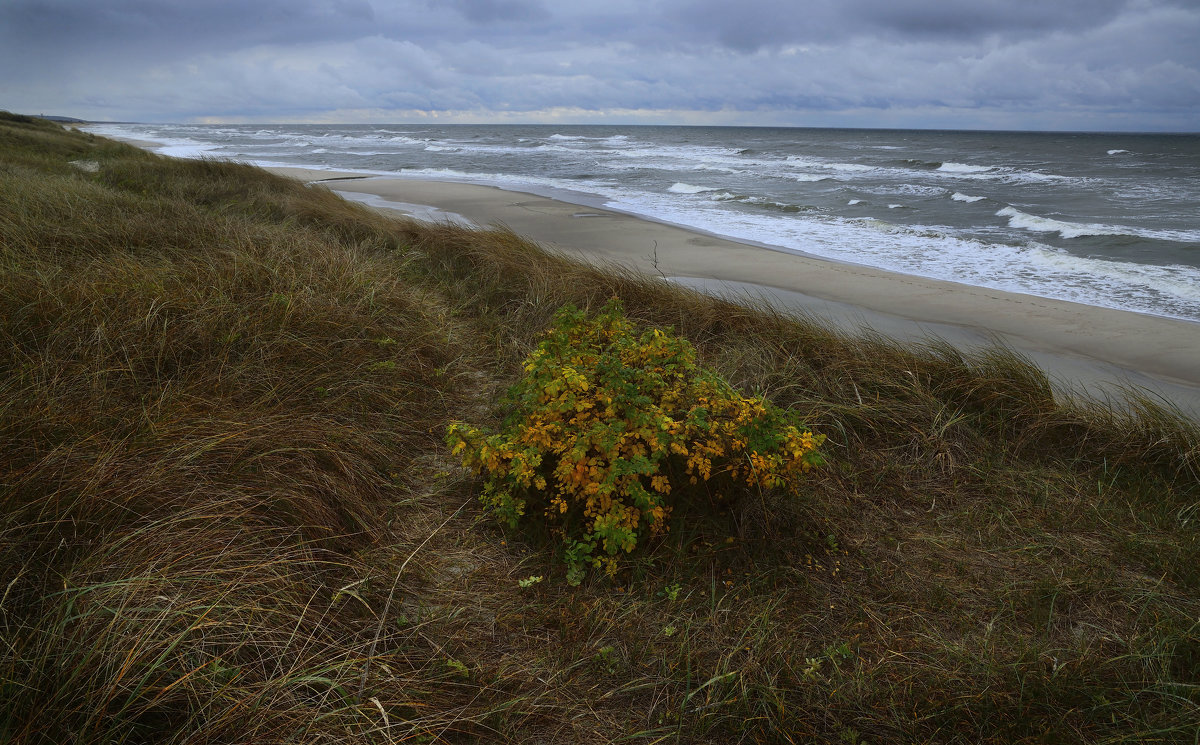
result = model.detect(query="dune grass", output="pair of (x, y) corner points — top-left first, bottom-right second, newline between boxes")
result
(1, 114), (1197, 743)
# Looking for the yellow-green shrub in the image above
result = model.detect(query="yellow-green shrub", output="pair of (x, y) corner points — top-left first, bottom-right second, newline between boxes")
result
(447, 300), (825, 583)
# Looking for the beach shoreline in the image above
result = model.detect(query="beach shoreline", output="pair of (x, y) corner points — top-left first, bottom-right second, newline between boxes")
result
(265, 166), (1200, 417)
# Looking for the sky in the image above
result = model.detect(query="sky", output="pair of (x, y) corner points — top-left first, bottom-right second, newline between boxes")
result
(2, 0), (1199, 131)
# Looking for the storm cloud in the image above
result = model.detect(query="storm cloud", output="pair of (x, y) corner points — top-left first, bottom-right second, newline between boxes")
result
(2, 0), (1197, 130)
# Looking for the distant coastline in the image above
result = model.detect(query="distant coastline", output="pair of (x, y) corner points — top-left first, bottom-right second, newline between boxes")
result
(94, 128), (1200, 417)
(87, 122), (1200, 327)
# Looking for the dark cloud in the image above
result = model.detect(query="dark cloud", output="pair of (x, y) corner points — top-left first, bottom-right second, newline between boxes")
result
(846, 0), (1130, 39)
(1, 0), (1196, 130)
(0, 0), (383, 53)
(442, 0), (544, 23)
(658, 0), (1134, 50)
(655, 0), (827, 52)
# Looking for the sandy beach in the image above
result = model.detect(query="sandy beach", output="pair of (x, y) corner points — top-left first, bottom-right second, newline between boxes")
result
(268, 168), (1200, 416)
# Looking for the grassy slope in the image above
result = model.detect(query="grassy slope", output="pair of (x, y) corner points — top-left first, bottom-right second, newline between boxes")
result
(1, 114), (1197, 744)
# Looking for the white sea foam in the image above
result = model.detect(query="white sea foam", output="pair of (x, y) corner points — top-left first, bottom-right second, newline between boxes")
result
(937, 162), (993, 174)
(996, 207), (1129, 238)
(600, 190), (1200, 321)
(932, 165), (1079, 185)
(82, 124), (222, 158)
(1108, 149), (1130, 155)
(848, 199), (863, 205)
(689, 163), (744, 174)
(1028, 245), (1200, 304)
(951, 192), (986, 203)
(785, 155), (877, 174)
(996, 207), (1200, 242)
(153, 139), (223, 158)
(862, 184), (947, 197)
(888, 204), (902, 209)
(668, 182), (719, 194)
(707, 192), (814, 213)
(548, 133), (628, 142)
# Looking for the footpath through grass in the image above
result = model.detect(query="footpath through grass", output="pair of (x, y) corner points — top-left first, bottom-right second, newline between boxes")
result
(2, 113), (1198, 743)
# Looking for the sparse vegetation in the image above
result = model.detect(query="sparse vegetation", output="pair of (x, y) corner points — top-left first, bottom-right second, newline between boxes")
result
(2, 114), (1198, 743)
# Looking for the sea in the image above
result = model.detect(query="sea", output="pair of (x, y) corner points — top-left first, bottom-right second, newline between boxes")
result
(86, 123), (1200, 324)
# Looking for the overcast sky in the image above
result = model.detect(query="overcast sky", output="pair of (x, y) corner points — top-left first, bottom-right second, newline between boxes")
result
(3, 0), (1198, 131)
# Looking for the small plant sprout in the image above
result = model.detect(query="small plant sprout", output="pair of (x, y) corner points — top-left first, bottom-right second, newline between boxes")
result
(593, 645), (619, 674)
(658, 582), (683, 602)
(443, 658), (469, 679)
(517, 574), (544, 588)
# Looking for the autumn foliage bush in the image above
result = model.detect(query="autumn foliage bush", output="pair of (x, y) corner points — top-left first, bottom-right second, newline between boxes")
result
(448, 300), (825, 582)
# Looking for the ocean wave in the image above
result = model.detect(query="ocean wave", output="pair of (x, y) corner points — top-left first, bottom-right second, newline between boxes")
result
(153, 140), (224, 158)
(951, 192), (986, 203)
(668, 182), (720, 194)
(785, 155), (876, 173)
(997, 170), (1081, 185)
(848, 199), (863, 205)
(393, 167), (603, 195)
(829, 163), (875, 172)
(612, 144), (749, 164)
(996, 206), (1200, 242)
(604, 192), (1200, 322)
(937, 162), (993, 174)
(931, 165), (1084, 186)
(547, 133), (628, 143)
(1028, 245), (1200, 304)
(82, 125), (223, 158)
(710, 192), (816, 213)
(858, 184), (947, 198)
(1107, 149), (1130, 155)
(997, 207), (1128, 238)
(689, 163), (744, 174)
